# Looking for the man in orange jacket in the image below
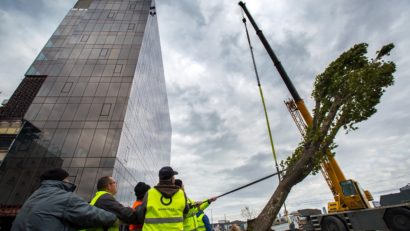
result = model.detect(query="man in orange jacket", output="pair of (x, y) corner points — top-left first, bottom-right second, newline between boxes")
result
(129, 182), (150, 231)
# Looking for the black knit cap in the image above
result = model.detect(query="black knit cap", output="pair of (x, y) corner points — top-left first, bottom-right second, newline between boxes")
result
(158, 166), (178, 180)
(40, 168), (69, 182)
(134, 182), (151, 200)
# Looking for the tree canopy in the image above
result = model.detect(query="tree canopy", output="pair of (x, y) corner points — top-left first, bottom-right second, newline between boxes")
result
(281, 43), (395, 174)
(253, 43), (396, 230)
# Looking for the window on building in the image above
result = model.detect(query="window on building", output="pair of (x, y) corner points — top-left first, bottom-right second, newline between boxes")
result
(129, 3), (136, 10)
(100, 103), (111, 116)
(114, 64), (123, 74)
(100, 48), (109, 57)
(62, 82), (73, 93)
(81, 34), (90, 42)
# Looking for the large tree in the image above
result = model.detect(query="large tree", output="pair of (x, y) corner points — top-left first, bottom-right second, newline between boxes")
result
(251, 43), (396, 231)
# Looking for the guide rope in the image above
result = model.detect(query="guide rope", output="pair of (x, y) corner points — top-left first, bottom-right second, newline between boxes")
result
(215, 169), (285, 199)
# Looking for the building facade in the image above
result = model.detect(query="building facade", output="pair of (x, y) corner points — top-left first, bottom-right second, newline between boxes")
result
(0, 0), (171, 207)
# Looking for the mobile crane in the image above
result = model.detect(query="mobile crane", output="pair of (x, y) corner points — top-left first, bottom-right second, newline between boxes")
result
(239, 2), (410, 231)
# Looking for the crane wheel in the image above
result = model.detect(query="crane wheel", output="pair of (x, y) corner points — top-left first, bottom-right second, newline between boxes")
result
(321, 216), (347, 231)
(384, 207), (410, 231)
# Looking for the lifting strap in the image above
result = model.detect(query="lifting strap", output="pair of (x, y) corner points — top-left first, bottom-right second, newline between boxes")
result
(241, 12), (282, 184)
(241, 7), (288, 214)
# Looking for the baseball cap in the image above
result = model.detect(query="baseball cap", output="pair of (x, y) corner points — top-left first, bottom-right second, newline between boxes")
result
(159, 166), (178, 180)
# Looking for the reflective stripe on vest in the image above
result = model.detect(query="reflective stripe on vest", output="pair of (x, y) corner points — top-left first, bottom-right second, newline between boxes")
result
(143, 188), (186, 231)
(145, 217), (184, 223)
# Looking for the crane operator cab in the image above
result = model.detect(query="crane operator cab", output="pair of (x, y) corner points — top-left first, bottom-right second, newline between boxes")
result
(328, 180), (374, 213)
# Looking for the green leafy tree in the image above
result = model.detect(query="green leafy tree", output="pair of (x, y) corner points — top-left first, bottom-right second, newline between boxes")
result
(251, 43), (396, 231)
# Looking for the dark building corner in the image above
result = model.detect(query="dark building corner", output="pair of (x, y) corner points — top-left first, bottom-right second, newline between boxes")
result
(73, 0), (93, 9)
(0, 75), (47, 120)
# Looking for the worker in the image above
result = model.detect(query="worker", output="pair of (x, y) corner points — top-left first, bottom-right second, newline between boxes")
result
(129, 182), (151, 231)
(12, 168), (117, 231)
(174, 179), (217, 231)
(86, 176), (139, 230)
(196, 210), (212, 231)
(137, 166), (189, 230)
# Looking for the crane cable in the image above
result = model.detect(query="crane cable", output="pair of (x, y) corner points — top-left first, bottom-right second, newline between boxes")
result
(241, 9), (288, 215)
(241, 12), (282, 184)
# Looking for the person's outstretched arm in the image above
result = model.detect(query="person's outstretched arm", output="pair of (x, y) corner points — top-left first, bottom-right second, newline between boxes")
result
(95, 193), (138, 224)
(63, 194), (117, 229)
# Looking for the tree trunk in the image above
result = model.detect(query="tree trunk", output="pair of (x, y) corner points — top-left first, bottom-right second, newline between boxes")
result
(250, 164), (308, 231)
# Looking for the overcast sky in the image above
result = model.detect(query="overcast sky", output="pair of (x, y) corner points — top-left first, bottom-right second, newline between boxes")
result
(1, 0), (409, 222)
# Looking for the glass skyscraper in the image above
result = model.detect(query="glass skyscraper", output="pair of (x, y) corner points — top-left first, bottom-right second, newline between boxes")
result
(0, 0), (171, 209)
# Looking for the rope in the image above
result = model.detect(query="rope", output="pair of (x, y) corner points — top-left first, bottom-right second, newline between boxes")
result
(241, 7), (289, 215)
(216, 169), (285, 199)
(241, 12), (282, 185)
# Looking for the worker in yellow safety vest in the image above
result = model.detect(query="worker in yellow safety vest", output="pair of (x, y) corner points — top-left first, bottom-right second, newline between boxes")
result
(137, 166), (189, 231)
(196, 210), (212, 231)
(84, 176), (139, 231)
(174, 179), (217, 231)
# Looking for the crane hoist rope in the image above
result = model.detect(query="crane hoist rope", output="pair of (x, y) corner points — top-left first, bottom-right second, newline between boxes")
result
(240, 10), (281, 181)
(242, 10), (281, 181)
(240, 9), (289, 215)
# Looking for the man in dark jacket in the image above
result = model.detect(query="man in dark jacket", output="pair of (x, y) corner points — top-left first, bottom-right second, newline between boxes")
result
(11, 168), (117, 231)
(89, 176), (139, 228)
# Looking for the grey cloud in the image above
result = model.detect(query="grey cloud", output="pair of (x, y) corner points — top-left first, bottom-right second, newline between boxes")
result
(218, 152), (280, 181)
(1, 0), (47, 17)
(186, 111), (222, 133)
(0, 0), (75, 23)
(160, 0), (206, 27)
(169, 86), (208, 107)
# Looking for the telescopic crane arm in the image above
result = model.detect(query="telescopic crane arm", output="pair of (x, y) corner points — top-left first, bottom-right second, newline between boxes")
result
(239, 1), (373, 212)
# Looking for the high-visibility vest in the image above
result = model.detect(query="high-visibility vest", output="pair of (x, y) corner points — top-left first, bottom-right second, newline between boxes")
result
(183, 199), (198, 231)
(183, 199), (210, 231)
(143, 188), (186, 231)
(196, 213), (206, 231)
(129, 200), (143, 230)
(82, 191), (119, 231)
